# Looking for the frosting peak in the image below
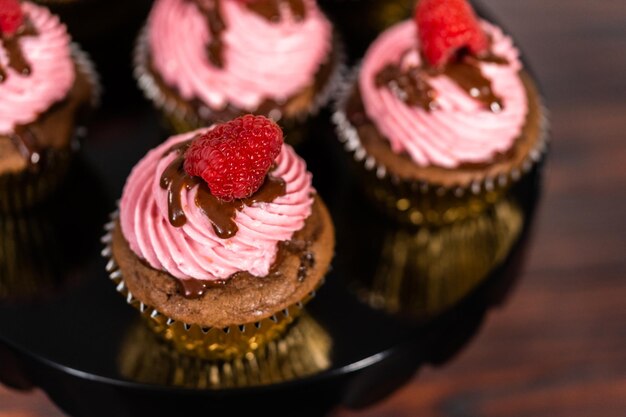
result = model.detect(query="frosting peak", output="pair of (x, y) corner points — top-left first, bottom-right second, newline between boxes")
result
(120, 128), (315, 282)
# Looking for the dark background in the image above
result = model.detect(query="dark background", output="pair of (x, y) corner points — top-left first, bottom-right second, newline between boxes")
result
(2, 0), (626, 416)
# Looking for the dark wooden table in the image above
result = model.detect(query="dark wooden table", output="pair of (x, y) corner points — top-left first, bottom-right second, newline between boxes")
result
(2, 0), (626, 416)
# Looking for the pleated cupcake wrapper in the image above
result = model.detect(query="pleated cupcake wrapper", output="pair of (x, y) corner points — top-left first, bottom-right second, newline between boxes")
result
(118, 313), (332, 389)
(102, 211), (323, 361)
(72, 42), (103, 110)
(133, 25), (346, 136)
(0, 149), (72, 213)
(0, 210), (62, 300)
(347, 197), (523, 319)
(0, 44), (100, 213)
(332, 65), (550, 226)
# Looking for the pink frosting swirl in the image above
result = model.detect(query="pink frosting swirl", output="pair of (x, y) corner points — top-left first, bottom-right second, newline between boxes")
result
(359, 20), (528, 168)
(119, 128), (315, 282)
(0, 2), (74, 134)
(148, 0), (332, 111)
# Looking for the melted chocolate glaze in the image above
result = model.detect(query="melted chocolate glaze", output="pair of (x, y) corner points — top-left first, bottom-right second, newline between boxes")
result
(196, 0), (306, 68)
(197, 0), (226, 68)
(176, 276), (226, 299)
(375, 48), (508, 112)
(440, 58), (503, 112)
(297, 251), (315, 282)
(375, 64), (437, 112)
(0, 20), (39, 82)
(279, 224), (320, 283)
(1, 21), (46, 169)
(246, 0), (307, 22)
(160, 139), (287, 239)
(479, 51), (509, 65)
(10, 125), (44, 168)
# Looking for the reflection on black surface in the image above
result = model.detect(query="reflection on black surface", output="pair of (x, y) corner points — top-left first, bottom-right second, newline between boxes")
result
(118, 313), (332, 389)
(0, 157), (109, 303)
(346, 195), (523, 319)
(341, 184), (539, 409)
(330, 140), (541, 320)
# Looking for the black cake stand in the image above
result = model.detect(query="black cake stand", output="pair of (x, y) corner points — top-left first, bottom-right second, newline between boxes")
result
(0, 2), (545, 416)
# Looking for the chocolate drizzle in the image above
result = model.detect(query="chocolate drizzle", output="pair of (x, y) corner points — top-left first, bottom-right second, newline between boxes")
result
(159, 140), (200, 227)
(0, 20), (39, 82)
(160, 139), (287, 239)
(375, 64), (437, 111)
(297, 251), (315, 281)
(479, 51), (509, 65)
(375, 48), (509, 112)
(196, 0), (227, 68)
(196, 0), (307, 68)
(10, 125), (44, 168)
(246, 0), (307, 22)
(195, 174), (286, 238)
(176, 277), (226, 299)
(4, 36), (31, 75)
(1, 19), (44, 165)
(440, 57), (504, 112)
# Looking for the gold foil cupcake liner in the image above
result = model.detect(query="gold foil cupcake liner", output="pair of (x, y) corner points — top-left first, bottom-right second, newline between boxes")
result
(118, 312), (331, 388)
(348, 195), (524, 318)
(332, 65), (549, 225)
(133, 25), (346, 137)
(0, 44), (100, 213)
(102, 211), (324, 360)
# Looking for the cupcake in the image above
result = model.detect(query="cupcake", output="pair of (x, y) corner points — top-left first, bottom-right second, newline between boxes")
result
(103, 115), (335, 359)
(333, 0), (548, 224)
(135, 0), (343, 135)
(0, 0), (98, 212)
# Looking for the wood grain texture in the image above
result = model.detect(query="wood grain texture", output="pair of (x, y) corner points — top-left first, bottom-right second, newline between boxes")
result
(0, 385), (65, 417)
(1, 0), (625, 416)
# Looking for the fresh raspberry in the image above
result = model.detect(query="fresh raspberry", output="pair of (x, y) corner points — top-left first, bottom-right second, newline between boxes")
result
(0, 0), (24, 37)
(184, 115), (284, 201)
(415, 0), (489, 69)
